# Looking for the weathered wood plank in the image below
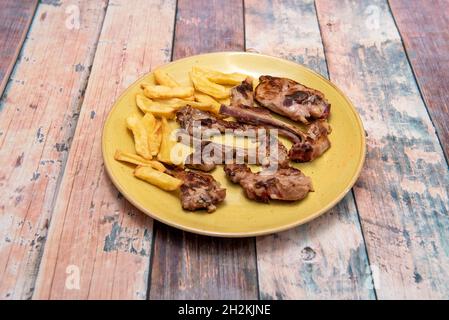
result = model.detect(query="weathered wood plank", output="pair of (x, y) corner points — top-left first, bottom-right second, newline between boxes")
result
(245, 0), (375, 300)
(33, 0), (176, 299)
(316, 0), (449, 299)
(148, 0), (258, 300)
(0, 0), (38, 95)
(389, 0), (449, 161)
(0, 0), (108, 300)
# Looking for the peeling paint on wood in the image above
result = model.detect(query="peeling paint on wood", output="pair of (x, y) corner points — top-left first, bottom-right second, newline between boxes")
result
(33, 0), (176, 300)
(0, 0), (38, 96)
(316, 0), (449, 299)
(0, 1), (108, 300)
(389, 0), (449, 161)
(245, 0), (374, 300)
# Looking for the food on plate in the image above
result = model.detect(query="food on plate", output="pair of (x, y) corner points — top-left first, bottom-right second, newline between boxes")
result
(255, 75), (330, 124)
(219, 104), (331, 162)
(115, 66), (333, 212)
(230, 77), (255, 107)
(142, 84), (194, 99)
(126, 114), (152, 159)
(189, 69), (230, 99)
(288, 120), (331, 162)
(134, 166), (182, 191)
(136, 94), (176, 118)
(157, 117), (180, 165)
(194, 92), (221, 114)
(114, 150), (166, 172)
(168, 168), (226, 213)
(141, 112), (162, 156)
(224, 164), (313, 202)
(153, 69), (180, 88)
(193, 66), (248, 85)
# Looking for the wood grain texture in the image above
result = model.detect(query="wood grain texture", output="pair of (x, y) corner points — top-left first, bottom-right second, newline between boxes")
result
(0, 0), (108, 300)
(0, 0), (38, 96)
(33, 0), (176, 299)
(148, 0), (258, 300)
(316, 0), (449, 299)
(245, 0), (374, 300)
(389, 0), (449, 160)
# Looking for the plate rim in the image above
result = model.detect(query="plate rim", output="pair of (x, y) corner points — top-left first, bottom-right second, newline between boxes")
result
(101, 51), (366, 237)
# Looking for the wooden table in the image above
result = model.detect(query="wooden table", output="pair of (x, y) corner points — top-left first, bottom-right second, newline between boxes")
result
(0, 0), (448, 300)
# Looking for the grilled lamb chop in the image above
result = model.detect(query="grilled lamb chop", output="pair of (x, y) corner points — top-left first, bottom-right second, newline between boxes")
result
(231, 77), (254, 107)
(219, 104), (331, 162)
(176, 106), (291, 168)
(288, 120), (331, 162)
(255, 75), (330, 124)
(224, 164), (313, 202)
(169, 169), (226, 213)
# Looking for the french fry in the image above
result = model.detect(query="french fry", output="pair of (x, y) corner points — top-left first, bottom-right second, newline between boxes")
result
(157, 117), (178, 164)
(189, 69), (230, 99)
(218, 97), (230, 105)
(114, 150), (166, 172)
(141, 113), (162, 156)
(194, 92), (221, 108)
(153, 69), (180, 88)
(193, 66), (248, 85)
(126, 115), (152, 159)
(142, 84), (194, 99)
(136, 94), (176, 118)
(134, 166), (182, 191)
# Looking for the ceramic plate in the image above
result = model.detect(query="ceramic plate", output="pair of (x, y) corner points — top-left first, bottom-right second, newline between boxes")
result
(102, 52), (365, 237)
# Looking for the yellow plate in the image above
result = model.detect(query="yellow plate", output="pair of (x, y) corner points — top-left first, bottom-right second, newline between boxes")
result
(102, 52), (365, 237)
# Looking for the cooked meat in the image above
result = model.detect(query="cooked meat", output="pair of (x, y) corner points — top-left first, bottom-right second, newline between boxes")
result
(177, 106), (291, 168)
(219, 104), (331, 162)
(169, 169), (226, 213)
(289, 120), (331, 162)
(176, 106), (243, 136)
(224, 164), (313, 202)
(220, 104), (304, 141)
(231, 77), (254, 107)
(255, 75), (330, 124)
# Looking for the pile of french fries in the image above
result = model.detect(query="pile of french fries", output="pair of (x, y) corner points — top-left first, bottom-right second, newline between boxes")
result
(114, 66), (250, 192)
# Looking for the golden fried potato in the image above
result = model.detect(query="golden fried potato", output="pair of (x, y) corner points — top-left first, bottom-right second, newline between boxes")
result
(157, 117), (178, 164)
(136, 94), (176, 118)
(218, 97), (230, 105)
(141, 113), (163, 156)
(126, 115), (152, 159)
(134, 166), (182, 191)
(114, 150), (166, 172)
(189, 70), (230, 99)
(153, 69), (180, 88)
(142, 84), (194, 99)
(194, 92), (220, 108)
(193, 66), (248, 85)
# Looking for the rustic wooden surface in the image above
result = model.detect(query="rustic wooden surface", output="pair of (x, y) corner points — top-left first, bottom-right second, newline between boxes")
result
(316, 0), (449, 299)
(0, 0), (108, 300)
(149, 0), (258, 300)
(389, 0), (449, 160)
(245, 0), (374, 300)
(0, 0), (38, 96)
(33, 0), (176, 299)
(0, 0), (447, 300)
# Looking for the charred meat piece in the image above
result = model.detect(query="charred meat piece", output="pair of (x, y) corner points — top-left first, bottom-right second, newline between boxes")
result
(224, 164), (313, 202)
(231, 77), (254, 107)
(220, 104), (304, 142)
(289, 120), (331, 162)
(219, 104), (331, 162)
(176, 106), (243, 136)
(177, 106), (291, 168)
(169, 169), (226, 213)
(255, 75), (330, 124)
